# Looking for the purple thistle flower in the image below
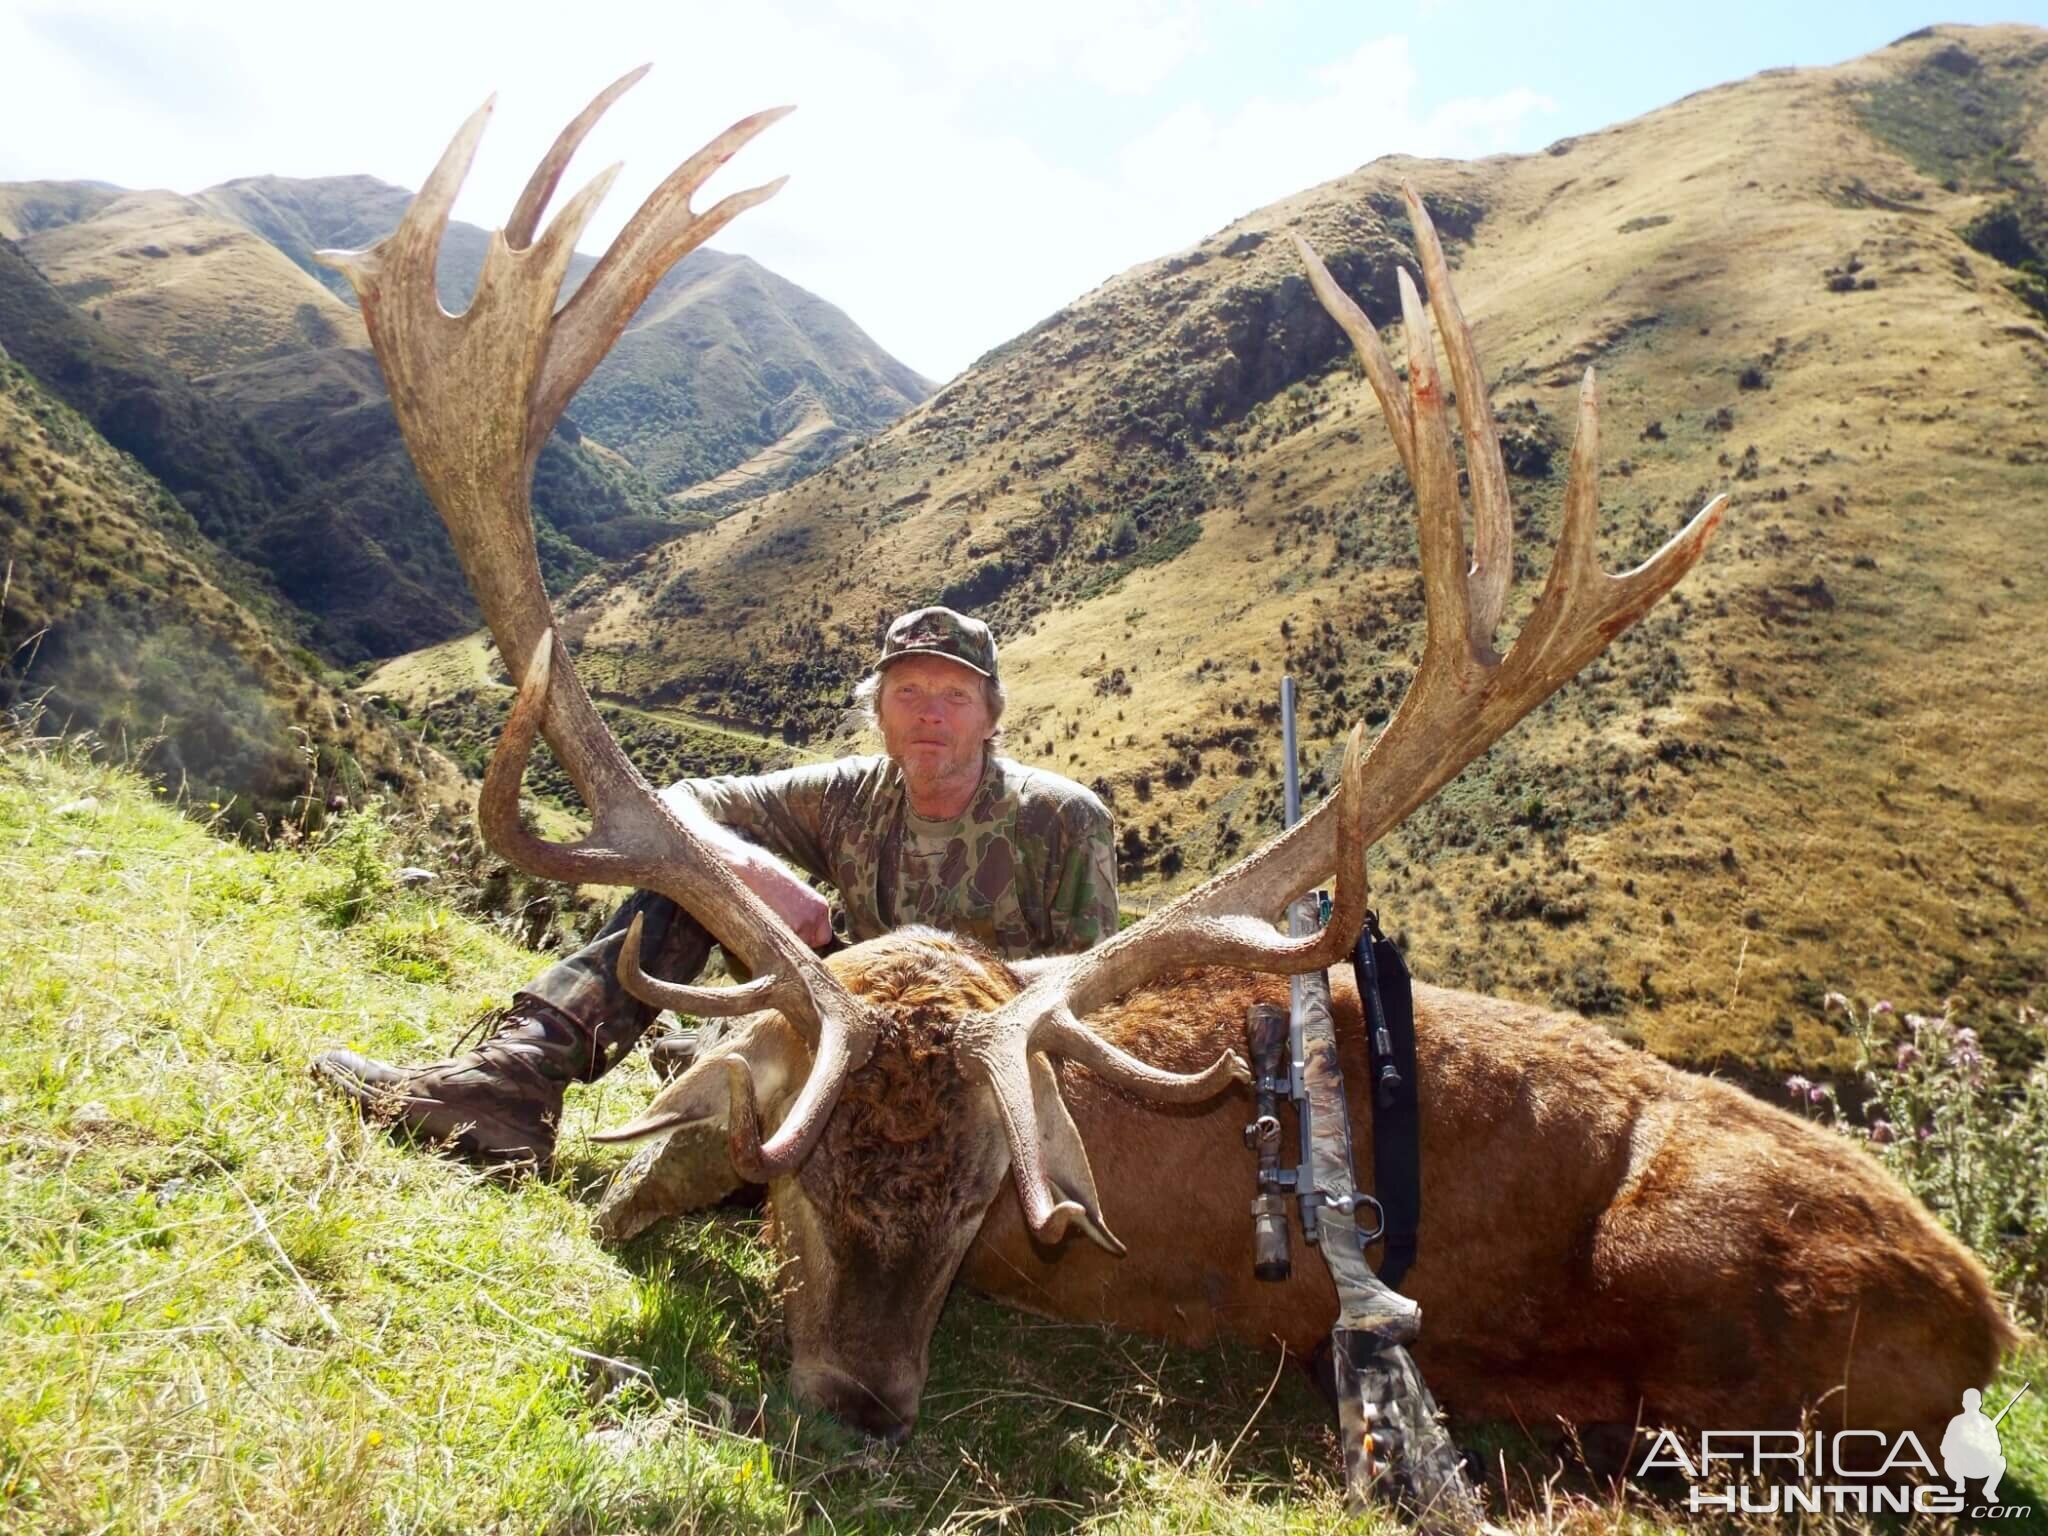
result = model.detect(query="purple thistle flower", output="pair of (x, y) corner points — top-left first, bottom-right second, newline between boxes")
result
(1785, 1074), (1813, 1101)
(1896, 1042), (1921, 1069)
(1873, 1000), (1894, 1015)
(1808, 1085), (1829, 1106)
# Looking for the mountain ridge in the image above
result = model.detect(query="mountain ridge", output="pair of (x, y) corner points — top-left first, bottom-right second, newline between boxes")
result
(184, 171), (932, 497)
(0, 167), (932, 659)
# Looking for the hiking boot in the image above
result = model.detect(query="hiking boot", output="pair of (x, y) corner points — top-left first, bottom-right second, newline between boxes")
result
(311, 999), (611, 1172)
(644, 1013), (750, 1081)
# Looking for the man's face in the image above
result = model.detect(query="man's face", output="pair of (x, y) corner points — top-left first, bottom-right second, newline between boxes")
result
(877, 653), (995, 790)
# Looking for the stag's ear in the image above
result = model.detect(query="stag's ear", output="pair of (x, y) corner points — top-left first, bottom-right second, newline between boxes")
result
(1028, 1053), (1125, 1255)
(591, 1016), (809, 1244)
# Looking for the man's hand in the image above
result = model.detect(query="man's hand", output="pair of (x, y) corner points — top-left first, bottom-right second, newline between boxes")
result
(733, 853), (833, 948)
(660, 784), (835, 950)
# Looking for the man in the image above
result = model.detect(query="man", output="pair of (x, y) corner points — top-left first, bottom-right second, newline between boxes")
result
(312, 606), (1118, 1170)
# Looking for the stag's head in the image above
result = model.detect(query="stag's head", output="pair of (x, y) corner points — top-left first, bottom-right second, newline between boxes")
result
(324, 73), (1722, 1443)
(737, 931), (1027, 1439)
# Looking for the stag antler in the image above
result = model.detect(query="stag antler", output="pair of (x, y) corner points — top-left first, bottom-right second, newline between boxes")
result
(894, 185), (1727, 1249)
(316, 74), (908, 1176)
(330, 78), (1251, 1188)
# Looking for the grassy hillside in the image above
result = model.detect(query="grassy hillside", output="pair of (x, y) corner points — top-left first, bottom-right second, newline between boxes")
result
(415, 23), (2046, 1074)
(0, 218), (690, 664)
(17, 190), (367, 375)
(2, 733), (2038, 1534)
(0, 237), (306, 555)
(0, 342), (466, 827)
(204, 343), (678, 662)
(0, 180), (124, 241)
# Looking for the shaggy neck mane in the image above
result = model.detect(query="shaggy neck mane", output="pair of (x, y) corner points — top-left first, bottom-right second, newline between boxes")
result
(809, 929), (1024, 1249)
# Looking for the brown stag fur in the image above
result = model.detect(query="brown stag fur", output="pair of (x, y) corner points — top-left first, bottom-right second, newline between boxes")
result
(785, 930), (2016, 1450)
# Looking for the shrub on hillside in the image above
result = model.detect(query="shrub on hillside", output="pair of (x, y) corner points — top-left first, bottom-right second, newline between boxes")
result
(307, 808), (391, 928)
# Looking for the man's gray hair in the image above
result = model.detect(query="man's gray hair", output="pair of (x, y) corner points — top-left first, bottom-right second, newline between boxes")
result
(853, 669), (1007, 746)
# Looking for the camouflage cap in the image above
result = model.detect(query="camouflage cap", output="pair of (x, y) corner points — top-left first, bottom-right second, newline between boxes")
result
(878, 606), (999, 681)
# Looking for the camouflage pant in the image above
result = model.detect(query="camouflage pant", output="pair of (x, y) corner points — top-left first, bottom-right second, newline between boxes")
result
(517, 891), (715, 1081)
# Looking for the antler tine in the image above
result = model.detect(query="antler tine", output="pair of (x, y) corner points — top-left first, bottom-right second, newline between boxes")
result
(507, 64), (650, 249)
(1292, 234), (1414, 475)
(618, 913), (779, 1017)
(1397, 267), (1479, 671)
(1033, 1008), (1247, 1102)
(1511, 368), (1730, 678)
(507, 162), (624, 339)
(753, 1019), (868, 1173)
(976, 1041), (1124, 1252)
(363, 94), (495, 299)
(533, 106), (794, 445)
(1402, 183), (1514, 652)
(1557, 368), (1609, 588)
(590, 1055), (771, 1184)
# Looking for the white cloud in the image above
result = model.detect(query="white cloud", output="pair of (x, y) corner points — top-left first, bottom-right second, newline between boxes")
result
(0, 3), (1553, 382)
(1118, 35), (1555, 235)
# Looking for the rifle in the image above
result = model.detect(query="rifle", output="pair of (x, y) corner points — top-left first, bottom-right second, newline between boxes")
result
(1240, 676), (1481, 1533)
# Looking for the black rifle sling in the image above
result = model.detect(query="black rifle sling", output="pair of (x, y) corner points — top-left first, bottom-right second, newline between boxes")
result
(1352, 916), (1421, 1292)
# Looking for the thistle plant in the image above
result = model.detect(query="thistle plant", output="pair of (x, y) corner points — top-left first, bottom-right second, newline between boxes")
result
(1795, 994), (2048, 1323)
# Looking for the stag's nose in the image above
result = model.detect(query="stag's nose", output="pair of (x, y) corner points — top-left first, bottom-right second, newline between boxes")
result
(791, 1360), (919, 1445)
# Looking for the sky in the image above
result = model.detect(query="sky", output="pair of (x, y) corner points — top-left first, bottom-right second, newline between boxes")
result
(2, 1), (2041, 383)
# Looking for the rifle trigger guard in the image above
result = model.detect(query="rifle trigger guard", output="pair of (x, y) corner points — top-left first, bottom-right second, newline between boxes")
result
(1317, 1188), (1387, 1243)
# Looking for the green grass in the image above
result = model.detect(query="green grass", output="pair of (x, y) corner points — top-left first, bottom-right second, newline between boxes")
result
(0, 737), (1364, 1533)
(1, 735), (2040, 1534)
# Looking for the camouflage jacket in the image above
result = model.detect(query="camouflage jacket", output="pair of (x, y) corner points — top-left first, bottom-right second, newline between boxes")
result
(665, 754), (1118, 958)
